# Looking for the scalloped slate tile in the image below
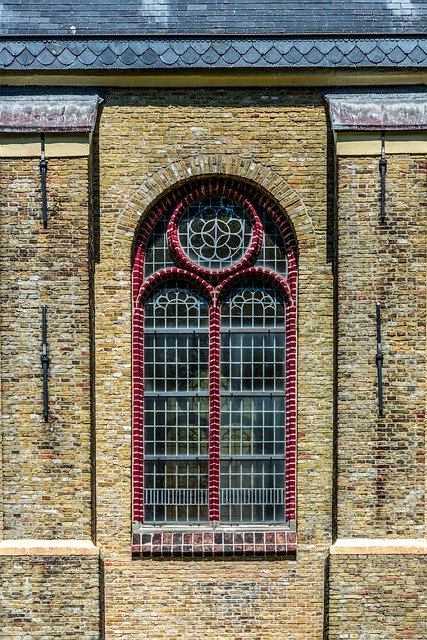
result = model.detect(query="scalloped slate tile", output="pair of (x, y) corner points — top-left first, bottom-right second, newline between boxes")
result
(99, 47), (118, 66)
(36, 49), (57, 66)
(140, 47), (160, 66)
(0, 36), (424, 70)
(160, 48), (181, 65)
(201, 47), (220, 65)
(180, 46), (201, 65)
(0, 48), (15, 67)
(16, 48), (35, 66)
(222, 46), (241, 65)
(78, 49), (98, 66)
(242, 46), (262, 64)
(119, 47), (138, 65)
(346, 46), (365, 64)
(283, 46), (302, 64)
(409, 45), (427, 63)
(57, 48), (77, 66)
(367, 46), (387, 64)
(387, 46), (407, 64)
(305, 46), (323, 64)
(325, 47), (344, 65)
(263, 46), (282, 64)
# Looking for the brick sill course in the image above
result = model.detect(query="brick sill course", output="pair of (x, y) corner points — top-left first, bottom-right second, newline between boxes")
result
(132, 529), (296, 556)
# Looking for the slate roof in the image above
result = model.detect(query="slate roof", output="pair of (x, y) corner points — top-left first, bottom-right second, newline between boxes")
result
(0, 1), (426, 70)
(0, 36), (426, 70)
(0, 1), (426, 36)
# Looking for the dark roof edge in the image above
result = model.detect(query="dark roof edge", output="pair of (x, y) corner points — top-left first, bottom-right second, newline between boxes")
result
(0, 36), (426, 71)
(0, 33), (426, 40)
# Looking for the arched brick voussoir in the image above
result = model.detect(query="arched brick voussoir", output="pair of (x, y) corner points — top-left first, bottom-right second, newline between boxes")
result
(109, 154), (319, 260)
(135, 268), (214, 309)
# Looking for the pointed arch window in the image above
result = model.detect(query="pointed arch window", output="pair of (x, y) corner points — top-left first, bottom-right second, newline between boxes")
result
(132, 179), (297, 553)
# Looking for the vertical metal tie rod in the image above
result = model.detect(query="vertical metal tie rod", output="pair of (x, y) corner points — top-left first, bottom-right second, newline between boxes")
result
(379, 131), (387, 223)
(40, 133), (48, 229)
(375, 303), (384, 417)
(41, 305), (50, 422)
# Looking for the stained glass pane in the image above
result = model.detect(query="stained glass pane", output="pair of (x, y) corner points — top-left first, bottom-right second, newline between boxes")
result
(220, 396), (285, 457)
(178, 195), (252, 270)
(144, 397), (209, 456)
(254, 213), (288, 277)
(220, 460), (285, 523)
(143, 214), (175, 278)
(143, 286), (209, 524)
(144, 460), (209, 523)
(220, 287), (286, 524)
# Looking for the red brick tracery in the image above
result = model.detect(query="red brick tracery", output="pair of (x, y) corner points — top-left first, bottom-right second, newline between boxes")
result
(132, 177), (298, 536)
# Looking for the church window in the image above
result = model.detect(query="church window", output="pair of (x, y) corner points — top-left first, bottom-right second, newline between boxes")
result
(132, 178), (297, 540)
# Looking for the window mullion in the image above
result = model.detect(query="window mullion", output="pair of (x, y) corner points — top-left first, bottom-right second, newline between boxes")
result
(208, 299), (221, 522)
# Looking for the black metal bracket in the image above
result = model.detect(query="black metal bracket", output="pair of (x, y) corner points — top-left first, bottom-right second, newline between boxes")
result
(379, 131), (387, 223)
(40, 133), (48, 229)
(375, 302), (384, 417)
(41, 305), (50, 421)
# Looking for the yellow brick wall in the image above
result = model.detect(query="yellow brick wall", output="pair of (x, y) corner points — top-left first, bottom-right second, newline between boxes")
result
(0, 158), (92, 539)
(337, 155), (426, 538)
(95, 88), (333, 639)
(0, 88), (425, 640)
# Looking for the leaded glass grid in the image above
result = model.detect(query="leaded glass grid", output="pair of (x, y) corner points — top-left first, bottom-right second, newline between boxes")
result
(143, 214), (175, 278)
(220, 287), (286, 523)
(143, 286), (209, 524)
(178, 195), (253, 270)
(255, 214), (288, 277)
(137, 185), (295, 529)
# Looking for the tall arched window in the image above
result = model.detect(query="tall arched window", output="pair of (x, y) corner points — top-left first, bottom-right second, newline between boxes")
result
(132, 178), (297, 552)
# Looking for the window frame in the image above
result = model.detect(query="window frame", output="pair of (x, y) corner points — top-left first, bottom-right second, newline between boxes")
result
(132, 178), (298, 555)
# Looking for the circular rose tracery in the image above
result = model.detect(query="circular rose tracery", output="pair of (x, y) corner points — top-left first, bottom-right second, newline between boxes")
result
(167, 190), (263, 280)
(179, 196), (251, 270)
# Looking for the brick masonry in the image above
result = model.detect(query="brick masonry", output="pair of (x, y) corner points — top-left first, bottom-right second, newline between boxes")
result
(329, 554), (427, 639)
(0, 87), (425, 639)
(95, 88), (333, 638)
(0, 555), (100, 639)
(337, 155), (426, 538)
(0, 157), (92, 538)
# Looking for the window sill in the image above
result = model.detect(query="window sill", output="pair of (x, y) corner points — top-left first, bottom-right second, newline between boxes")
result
(132, 527), (296, 556)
